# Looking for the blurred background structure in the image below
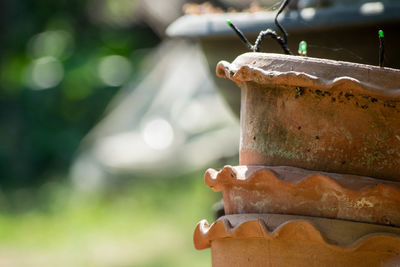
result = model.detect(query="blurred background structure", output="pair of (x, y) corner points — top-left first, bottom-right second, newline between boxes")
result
(0, 0), (237, 265)
(0, 0), (399, 266)
(70, 41), (239, 192)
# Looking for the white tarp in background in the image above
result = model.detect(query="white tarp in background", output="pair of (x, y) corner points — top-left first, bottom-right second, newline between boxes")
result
(70, 40), (239, 191)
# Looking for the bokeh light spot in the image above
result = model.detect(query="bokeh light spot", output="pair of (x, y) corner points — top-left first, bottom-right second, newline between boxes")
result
(360, 2), (384, 15)
(28, 30), (74, 59)
(30, 56), (64, 90)
(142, 118), (174, 150)
(88, 0), (139, 28)
(98, 55), (132, 86)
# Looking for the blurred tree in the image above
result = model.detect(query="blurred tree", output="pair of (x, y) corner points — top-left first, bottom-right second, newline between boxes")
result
(0, 0), (160, 188)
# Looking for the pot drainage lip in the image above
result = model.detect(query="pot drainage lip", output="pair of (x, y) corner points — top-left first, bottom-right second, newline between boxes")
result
(194, 213), (400, 250)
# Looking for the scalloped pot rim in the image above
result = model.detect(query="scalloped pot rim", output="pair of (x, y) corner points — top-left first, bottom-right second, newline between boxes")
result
(193, 214), (400, 251)
(204, 165), (400, 226)
(205, 165), (400, 192)
(216, 53), (400, 97)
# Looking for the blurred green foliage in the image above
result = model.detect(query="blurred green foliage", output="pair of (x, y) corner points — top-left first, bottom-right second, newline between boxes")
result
(0, 2), (215, 266)
(0, 0), (160, 188)
(0, 171), (216, 266)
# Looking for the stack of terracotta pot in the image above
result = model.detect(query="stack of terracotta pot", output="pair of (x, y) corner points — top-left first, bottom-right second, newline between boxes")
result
(193, 53), (400, 266)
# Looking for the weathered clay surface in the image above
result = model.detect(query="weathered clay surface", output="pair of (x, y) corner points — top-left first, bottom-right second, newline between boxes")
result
(216, 53), (400, 181)
(194, 214), (400, 266)
(205, 165), (400, 226)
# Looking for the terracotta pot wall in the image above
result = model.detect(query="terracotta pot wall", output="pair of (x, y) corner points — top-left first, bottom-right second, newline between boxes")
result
(217, 53), (400, 181)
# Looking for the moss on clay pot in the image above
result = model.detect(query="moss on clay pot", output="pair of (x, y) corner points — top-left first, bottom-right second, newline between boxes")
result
(217, 53), (400, 181)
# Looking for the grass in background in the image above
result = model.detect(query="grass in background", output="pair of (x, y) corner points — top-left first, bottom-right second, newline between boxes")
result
(0, 171), (217, 266)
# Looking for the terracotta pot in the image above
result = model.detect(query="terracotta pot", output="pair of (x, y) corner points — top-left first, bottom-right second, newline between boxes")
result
(205, 165), (400, 226)
(216, 53), (400, 181)
(194, 213), (400, 267)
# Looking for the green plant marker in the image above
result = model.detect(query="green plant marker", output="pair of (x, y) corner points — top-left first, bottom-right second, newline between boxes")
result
(298, 40), (307, 56)
(379, 29), (384, 67)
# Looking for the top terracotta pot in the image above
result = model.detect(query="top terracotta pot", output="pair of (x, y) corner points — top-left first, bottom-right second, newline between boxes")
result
(217, 53), (400, 181)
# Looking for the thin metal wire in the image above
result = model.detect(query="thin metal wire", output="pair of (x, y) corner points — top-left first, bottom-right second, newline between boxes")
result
(227, 20), (253, 50)
(227, 0), (292, 54)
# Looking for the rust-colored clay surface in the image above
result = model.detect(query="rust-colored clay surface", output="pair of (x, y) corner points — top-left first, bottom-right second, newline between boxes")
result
(216, 53), (400, 181)
(194, 214), (400, 266)
(205, 165), (400, 226)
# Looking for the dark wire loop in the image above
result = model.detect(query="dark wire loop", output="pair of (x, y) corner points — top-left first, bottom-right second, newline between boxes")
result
(254, 29), (291, 54)
(227, 0), (292, 54)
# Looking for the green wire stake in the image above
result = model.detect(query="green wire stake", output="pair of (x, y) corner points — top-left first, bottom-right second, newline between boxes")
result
(298, 41), (307, 56)
(379, 29), (384, 67)
(226, 19), (253, 50)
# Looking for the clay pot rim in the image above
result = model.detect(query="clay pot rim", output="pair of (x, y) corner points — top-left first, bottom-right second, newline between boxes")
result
(205, 165), (400, 192)
(216, 52), (400, 97)
(224, 52), (400, 72)
(205, 165), (400, 226)
(193, 213), (400, 250)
